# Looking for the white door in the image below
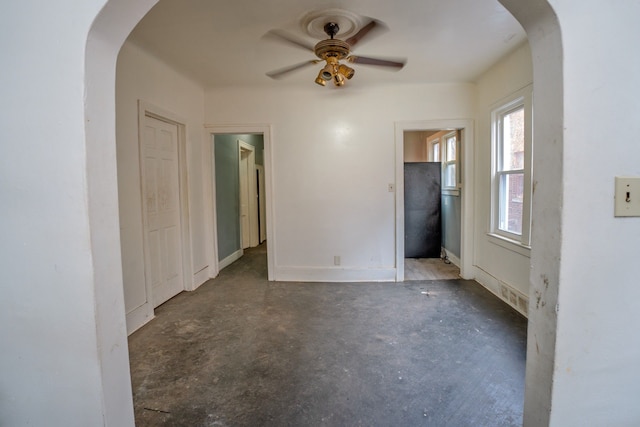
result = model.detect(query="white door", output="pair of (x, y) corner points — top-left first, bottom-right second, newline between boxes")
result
(238, 141), (258, 249)
(239, 146), (251, 249)
(142, 115), (184, 307)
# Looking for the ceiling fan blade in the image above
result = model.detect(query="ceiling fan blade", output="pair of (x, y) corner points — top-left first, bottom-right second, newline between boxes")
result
(345, 19), (386, 47)
(348, 55), (406, 70)
(266, 60), (320, 79)
(262, 29), (315, 52)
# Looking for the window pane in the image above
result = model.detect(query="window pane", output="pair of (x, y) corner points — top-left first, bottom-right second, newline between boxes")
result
(446, 135), (456, 161)
(499, 173), (524, 235)
(433, 142), (440, 162)
(444, 163), (456, 188)
(501, 107), (524, 171)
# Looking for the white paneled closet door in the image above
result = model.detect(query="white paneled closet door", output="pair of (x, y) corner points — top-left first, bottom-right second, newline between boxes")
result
(142, 115), (184, 307)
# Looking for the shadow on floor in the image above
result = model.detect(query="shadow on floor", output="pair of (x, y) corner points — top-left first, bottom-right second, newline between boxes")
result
(129, 245), (526, 426)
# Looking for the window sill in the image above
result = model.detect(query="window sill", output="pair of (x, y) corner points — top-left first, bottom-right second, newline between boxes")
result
(487, 232), (531, 257)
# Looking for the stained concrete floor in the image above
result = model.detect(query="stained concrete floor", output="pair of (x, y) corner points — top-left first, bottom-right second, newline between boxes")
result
(128, 245), (527, 426)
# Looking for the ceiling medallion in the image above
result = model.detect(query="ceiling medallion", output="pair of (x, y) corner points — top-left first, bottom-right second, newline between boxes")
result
(300, 9), (364, 40)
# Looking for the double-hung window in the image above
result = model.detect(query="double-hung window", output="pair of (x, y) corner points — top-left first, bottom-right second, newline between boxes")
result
(430, 139), (440, 162)
(491, 86), (533, 248)
(442, 131), (458, 190)
(428, 130), (460, 195)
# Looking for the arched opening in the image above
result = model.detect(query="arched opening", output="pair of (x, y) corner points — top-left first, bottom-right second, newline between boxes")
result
(85, 1), (562, 424)
(496, 2), (563, 424)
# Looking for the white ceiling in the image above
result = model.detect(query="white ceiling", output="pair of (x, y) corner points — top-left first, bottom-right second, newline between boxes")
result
(126, 0), (526, 89)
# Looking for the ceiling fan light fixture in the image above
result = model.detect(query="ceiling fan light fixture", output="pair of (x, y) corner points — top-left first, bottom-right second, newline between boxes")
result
(333, 72), (345, 86)
(315, 71), (327, 86)
(321, 63), (334, 80)
(338, 64), (355, 79)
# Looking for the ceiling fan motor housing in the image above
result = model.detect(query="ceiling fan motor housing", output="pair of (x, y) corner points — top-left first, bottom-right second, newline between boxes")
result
(314, 39), (350, 60)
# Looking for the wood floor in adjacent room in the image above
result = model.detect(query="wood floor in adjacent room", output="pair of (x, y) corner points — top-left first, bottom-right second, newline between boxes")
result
(404, 257), (460, 281)
(128, 244), (526, 427)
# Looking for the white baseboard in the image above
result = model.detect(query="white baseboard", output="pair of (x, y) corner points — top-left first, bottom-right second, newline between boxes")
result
(126, 302), (155, 335)
(192, 265), (210, 290)
(218, 249), (243, 270)
(274, 266), (396, 282)
(473, 267), (529, 317)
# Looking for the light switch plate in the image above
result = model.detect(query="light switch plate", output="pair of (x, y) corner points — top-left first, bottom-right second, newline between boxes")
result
(614, 177), (640, 217)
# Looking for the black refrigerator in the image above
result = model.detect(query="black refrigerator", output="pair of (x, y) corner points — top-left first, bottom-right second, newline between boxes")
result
(404, 162), (442, 258)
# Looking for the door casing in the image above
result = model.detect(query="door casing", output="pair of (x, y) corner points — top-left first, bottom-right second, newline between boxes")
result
(256, 164), (267, 243)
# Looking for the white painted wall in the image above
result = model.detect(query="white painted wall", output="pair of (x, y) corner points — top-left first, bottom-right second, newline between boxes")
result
(205, 84), (476, 281)
(0, 0), (142, 425)
(545, 1), (640, 425)
(116, 40), (212, 333)
(473, 42), (533, 309)
(403, 131), (429, 162)
(501, 0), (640, 424)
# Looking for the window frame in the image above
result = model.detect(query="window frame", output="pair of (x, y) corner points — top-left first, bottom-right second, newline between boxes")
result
(429, 138), (440, 162)
(443, 131), (458, 189)
(427, 130), (460, 196)
(490, 86), (533, 250)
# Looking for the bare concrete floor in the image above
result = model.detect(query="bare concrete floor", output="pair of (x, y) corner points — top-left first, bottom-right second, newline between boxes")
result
(128, 245), (526, 426)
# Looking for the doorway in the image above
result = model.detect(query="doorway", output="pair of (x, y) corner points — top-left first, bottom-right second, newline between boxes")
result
(403, 129), (461, 280)
(210, 126), (274, 280)
(395, 120), (475, 282)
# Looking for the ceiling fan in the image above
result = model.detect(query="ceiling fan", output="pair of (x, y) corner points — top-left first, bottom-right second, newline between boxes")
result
(264, 19), (406, 87)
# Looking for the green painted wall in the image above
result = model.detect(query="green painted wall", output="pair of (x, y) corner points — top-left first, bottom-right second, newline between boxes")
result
(214, 134), (264, 261)
(442, 194), (461, 258)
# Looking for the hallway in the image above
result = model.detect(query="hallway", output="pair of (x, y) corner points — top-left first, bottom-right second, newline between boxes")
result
(128, 245), (526, 426)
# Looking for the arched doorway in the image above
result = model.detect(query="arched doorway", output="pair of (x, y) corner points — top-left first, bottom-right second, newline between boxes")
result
(85, 1), (562, 424)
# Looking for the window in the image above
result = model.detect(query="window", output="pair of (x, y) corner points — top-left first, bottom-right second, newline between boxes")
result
(428, 130), (459, 195)
(443, 132), (457, 189)
(431, 139), (440, 162)
(491, 87), (533, 247)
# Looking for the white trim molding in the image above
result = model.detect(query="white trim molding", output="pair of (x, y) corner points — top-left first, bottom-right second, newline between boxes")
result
(474, 266), (529, 317)
(125, 303), (155, 335)
(218, 249), (244, 270)
(274, 266), (396, 282)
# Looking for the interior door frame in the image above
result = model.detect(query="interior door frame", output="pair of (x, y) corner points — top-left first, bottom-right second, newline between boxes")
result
(207, 124), (275, 281)
(256, 164), (266, 243)
(134, 101), (194, 327)
(395, 119), (475, 281)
